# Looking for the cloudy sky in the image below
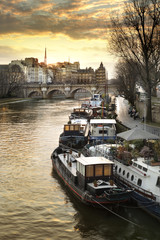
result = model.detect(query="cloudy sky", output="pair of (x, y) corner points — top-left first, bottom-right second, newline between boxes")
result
(0, 0), (125, 78)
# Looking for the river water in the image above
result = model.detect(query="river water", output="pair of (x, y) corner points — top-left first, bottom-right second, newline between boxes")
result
(0, 99), (159, 240)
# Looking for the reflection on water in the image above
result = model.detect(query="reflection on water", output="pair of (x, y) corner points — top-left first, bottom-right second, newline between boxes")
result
(0, 99), (159, 240)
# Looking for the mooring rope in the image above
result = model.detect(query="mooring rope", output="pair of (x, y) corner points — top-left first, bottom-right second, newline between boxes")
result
(90, 196), (141, 227)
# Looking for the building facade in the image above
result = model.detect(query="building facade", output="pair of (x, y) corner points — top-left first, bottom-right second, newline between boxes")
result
(95, 62), (107, 84)
(3, 57), (108, 86)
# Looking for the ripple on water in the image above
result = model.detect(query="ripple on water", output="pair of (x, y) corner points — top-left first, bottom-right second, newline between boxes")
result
(0, 99), (160, 240)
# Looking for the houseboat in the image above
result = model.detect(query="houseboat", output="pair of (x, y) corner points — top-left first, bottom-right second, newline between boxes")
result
(51, 146), (133, 207)
(89, 119), (117, 144)
(86, 143), (160, 221)
(69, 108), (92, 121)
(59, 123), (88, 149)
(81, 94), (102, 108)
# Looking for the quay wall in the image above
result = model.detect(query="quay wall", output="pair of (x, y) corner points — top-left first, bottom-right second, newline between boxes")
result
(135, 100), (160, 124)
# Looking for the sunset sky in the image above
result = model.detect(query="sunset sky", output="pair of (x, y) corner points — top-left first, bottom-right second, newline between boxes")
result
(0, 0), (125, 78)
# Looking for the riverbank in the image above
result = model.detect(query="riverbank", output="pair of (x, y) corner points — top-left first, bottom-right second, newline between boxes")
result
(116, 96), (160, 137)
(0, 98), (32, 105)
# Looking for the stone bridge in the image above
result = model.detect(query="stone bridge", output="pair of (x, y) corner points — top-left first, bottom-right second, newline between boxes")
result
(23, 82), (118, 98)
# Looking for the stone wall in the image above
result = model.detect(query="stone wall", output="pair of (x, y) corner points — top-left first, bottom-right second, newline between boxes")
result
(136, 100), (160, 124)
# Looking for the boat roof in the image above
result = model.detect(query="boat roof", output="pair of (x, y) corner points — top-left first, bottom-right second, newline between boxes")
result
(71, 119), (88, 125)
(90, 119), (116, 124)
(76, 156), (113, 166)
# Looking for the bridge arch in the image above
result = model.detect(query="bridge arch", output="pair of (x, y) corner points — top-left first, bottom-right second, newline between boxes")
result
(47, 89), (66, 98)
(70, 87), (92, 99)
(28, 90), (42, 98)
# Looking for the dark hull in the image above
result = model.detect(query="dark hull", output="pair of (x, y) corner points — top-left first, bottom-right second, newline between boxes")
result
(115, 175), (160, 221)
(59, 135), (88, 149)
(132, 192), (160, 221)
(51, 150), (131, 207)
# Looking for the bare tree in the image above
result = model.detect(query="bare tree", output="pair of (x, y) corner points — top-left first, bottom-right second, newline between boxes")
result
(0, 66), (9, 97)
(108, 0), (160, 121)
(115, 59), (139, 105)
(7, 64), (25, 97)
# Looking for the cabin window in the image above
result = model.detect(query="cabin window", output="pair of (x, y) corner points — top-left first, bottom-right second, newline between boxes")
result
(104, 164), (111, 176)
(138, 165), (142, 169)
(115, 166), (117, 171)
(77, 162), (80, 172)
(86, 165), (94, 177)
(99, 130), (108, 134)
(95, 165), (103, 177)
(65, 125), (69, 131)
(137, 178), (142, 186)
(143, 167), (147, 172)
(70, 125), (74, 131)
(75, 125), (79, 131)
(119, 168), (121, 173)
(156, 177), (160, 188)
(133, 163), (137, 167)
(123, 170), (125, 175)
(127, 172), (130, 178)
(131, 175), (134, 181)
(77, 162), (85, 176)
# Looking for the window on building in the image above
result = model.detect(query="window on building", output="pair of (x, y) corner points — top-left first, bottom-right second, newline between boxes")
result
(95, 165), (103, 177)
(86, 165), (94, 177)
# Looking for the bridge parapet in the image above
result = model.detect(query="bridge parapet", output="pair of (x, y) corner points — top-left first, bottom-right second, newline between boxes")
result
(23, 82), (118, 98)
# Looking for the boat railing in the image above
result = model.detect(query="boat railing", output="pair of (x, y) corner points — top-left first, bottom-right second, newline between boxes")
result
(59, 143), (80, 154)
(115, 174), (156, 201)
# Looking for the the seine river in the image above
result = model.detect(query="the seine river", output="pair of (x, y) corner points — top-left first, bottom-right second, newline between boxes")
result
(0, 99), (159, 240)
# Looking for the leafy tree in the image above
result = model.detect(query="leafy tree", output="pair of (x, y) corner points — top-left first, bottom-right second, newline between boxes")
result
(108, 0), (160, 121)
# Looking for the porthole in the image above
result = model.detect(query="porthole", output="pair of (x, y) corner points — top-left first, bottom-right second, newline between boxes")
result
(123, 170), (125, 175)
(127, 172), (130, 178)
(137, 178), (142, 186)
(131, 175), (134, 181)
(119, 168), (121, 173)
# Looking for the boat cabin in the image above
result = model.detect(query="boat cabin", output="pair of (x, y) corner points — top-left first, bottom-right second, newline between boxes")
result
(63, 124), (85, 136)
(92, 94), (102, 101)
(76, 156), (114, 192)
(89, 119), (116, 141)
(69, 108), (91, 120)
